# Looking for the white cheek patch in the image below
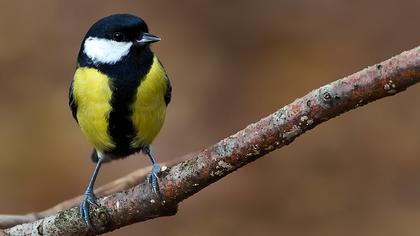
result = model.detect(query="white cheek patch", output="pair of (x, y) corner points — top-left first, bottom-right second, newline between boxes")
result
(83, 37), (133, 64)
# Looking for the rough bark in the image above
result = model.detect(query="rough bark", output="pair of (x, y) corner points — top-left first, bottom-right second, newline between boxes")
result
(0, 156), (192, 229)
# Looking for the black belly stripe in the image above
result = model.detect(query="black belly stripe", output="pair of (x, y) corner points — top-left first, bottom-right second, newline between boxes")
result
(78, 46), (154, 157)
(107, 76), (141, 156)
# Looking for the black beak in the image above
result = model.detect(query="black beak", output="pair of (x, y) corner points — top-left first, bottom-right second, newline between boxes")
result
(135, 32), (161, 46)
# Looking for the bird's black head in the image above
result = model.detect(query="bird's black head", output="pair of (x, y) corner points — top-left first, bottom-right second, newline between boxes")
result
(79, 14), (160, 66)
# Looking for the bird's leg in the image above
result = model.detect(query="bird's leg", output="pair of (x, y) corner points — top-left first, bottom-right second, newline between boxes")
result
(143, 145), (161, 194)
(80, 152), (104, 228)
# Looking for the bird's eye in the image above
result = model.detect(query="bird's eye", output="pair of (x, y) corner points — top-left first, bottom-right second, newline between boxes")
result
(112, 32), (125, 42)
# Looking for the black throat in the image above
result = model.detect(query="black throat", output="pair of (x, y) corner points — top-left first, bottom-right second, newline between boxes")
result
(78, 46), (154, 157)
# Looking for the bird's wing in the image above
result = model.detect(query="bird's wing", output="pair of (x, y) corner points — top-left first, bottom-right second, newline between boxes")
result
(68, 80), (78, 123)
(164, 75), (172, 106)
(156, 57), (172, 106)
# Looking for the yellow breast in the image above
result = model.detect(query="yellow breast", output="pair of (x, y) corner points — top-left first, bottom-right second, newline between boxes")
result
(131, 56), (168, 147)
(72, 67), (115, 151)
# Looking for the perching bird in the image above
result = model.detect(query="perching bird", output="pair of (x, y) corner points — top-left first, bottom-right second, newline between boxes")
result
(68, 13), (171, 227)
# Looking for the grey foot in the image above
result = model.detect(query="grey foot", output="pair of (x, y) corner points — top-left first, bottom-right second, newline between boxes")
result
(147, 163), (161, 194)
(80, 190), (98, 228)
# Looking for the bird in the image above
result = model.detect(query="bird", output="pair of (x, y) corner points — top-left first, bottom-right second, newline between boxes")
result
(68, 13), (171, 227)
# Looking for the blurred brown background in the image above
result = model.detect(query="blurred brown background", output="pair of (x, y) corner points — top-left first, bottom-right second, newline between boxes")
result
(0, 0), (420, 235)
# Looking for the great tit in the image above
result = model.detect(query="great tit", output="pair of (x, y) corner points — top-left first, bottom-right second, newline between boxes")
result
(69, 13), (171, 227)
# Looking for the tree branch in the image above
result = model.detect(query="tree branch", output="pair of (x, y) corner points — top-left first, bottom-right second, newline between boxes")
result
(0, 155), (192, 229)
(3, 46), (420, 235)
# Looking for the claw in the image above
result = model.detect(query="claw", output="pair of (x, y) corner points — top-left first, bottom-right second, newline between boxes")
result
(147, 163), (161, 194)
(80, 190), (98, 228)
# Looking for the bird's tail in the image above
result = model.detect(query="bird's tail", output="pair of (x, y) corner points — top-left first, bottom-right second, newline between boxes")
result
(90, 149), (99, 163)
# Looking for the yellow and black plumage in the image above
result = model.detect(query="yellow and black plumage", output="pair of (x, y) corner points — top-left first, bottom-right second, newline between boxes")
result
(68, 13), (171, 227)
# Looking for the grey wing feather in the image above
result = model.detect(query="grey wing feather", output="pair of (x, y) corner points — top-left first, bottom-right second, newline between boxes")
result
(69, 80), (78, 122)
(164, 76), (172, 106)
